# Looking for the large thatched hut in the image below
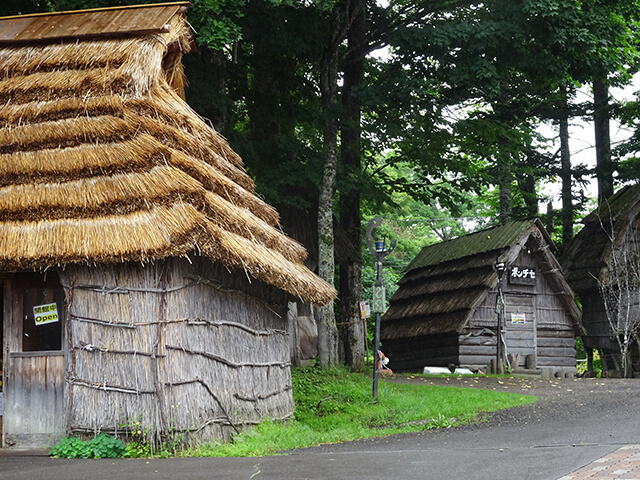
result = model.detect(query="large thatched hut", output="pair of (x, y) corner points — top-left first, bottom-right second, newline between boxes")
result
(381, 219), (582, 377)
(0, 3), (335, 449)
(562, 184), (640, 375)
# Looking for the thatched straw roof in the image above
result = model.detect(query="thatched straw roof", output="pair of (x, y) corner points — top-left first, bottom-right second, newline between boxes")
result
(382, 219), (581, 340)
(562, 183), (640, 293)
(0, 3), (336, 305)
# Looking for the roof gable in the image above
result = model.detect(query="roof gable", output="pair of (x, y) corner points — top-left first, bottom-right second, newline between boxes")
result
(405, 219), (551, 272)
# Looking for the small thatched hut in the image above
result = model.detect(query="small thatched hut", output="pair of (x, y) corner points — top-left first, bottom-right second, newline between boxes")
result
(381, 219), (582, 377)
(0, 3), (335, 449)
(562, 184), (640, 375)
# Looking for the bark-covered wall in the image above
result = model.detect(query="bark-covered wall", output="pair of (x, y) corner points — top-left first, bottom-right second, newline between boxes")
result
(62, 257), (293, 446)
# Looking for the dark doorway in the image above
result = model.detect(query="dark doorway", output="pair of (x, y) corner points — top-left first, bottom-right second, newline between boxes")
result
(3, 274), (65, 448)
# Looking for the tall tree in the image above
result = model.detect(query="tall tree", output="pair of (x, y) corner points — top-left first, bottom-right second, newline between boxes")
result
(339, 0), (367, 371)
(317, 1), (345, 368)
(594, 75), (615, 203)
(559, 91), (574, 249)
(581, 0), (640, 203)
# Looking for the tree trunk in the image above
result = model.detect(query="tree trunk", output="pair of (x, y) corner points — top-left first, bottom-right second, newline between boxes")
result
(498, 176), (512, 225)
(317, 4), (341, 368)
(205, 49), (228, 134)
(546, 201), (554, 235)
(518, 154), (538, 218)
(559, 91), (573, 251)
(339, 0), (366, 372)
(593, 75), (614, 204)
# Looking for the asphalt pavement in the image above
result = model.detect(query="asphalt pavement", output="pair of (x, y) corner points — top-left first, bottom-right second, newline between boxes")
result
(0, 376), (638, 480)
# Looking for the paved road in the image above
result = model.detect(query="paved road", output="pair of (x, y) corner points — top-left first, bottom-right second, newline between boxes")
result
(0, 376), (638, 480)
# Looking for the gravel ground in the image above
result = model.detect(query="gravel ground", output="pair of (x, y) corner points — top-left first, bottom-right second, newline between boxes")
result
(385, 374), (640, 432)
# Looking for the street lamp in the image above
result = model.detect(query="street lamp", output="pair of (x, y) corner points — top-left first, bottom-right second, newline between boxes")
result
(495, 261), (506, 374)
(366, 216), (396, 401)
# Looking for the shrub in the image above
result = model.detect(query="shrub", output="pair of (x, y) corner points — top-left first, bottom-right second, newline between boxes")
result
(50, 433), (126, 459)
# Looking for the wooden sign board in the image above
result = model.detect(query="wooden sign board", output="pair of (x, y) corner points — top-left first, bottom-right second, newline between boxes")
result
(508, 266), (537, 286)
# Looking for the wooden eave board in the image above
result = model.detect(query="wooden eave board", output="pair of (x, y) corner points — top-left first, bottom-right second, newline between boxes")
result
(0, 2), (189, 44)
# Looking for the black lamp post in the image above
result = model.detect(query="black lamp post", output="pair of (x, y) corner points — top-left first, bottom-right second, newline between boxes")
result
(366, 217), (396, 401)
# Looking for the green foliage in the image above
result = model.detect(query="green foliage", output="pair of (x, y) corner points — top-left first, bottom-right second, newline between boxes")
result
(117, 410), (184, 458)
(4, 0), (54, 15)
(576, 337), (603, 377)
(49, 433), (126, 459)
(50, 412), (184, 459)
(185, 366), (536, 457)
(49, 436), (92, 459)
(189, 0), (245, 50)
(124, 440), (151, 459)
(361, 171), (496, 316)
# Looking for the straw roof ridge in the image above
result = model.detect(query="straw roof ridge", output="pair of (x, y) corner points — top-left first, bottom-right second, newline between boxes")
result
(385, 285), (488, 318)
(0, 203), (205, 269)
(398, 251), (504, 286)
(128, 89), (243, 168)
(164, 146), (279, 225)
(0, 165), (203, 220)
(201, 192), (307, 264)
(0, 135), (279, 227)
(0, 38), (136, 77)
(1, 111), (251, 192)
(0, 57), (125, 82)
(122, 109), (254, 192)
(0, 161), (303, 263)
(0, 67), (146, 104)
(0, 115), (134, 155)
(381, 311), (471, 339)
(0, 95), (124, 127)
(0, 135), (164, 186)
(200, 223), (335, 305)
(0, 16), (192, 102)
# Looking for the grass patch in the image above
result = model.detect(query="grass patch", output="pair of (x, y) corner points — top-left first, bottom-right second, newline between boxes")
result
(185, 366), (536, 457)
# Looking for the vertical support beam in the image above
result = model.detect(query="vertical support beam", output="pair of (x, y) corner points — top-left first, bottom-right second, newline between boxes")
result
(2, 280), (8, 448)
(60, 269), (74, 439)
(153, 263), (170, 444)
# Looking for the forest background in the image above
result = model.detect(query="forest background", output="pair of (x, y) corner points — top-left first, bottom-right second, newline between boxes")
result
(6, 0), (640, 370)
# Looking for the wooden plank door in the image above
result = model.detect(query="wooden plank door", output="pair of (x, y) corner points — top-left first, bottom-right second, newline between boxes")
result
(3, 277), (65, 448)
(503, 293), (536, 367)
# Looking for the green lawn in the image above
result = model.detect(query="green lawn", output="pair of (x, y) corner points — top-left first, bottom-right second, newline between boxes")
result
(185, 367), (536, 457)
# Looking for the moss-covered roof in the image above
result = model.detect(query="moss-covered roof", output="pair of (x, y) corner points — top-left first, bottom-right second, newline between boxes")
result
(406, 219), (550, 272)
